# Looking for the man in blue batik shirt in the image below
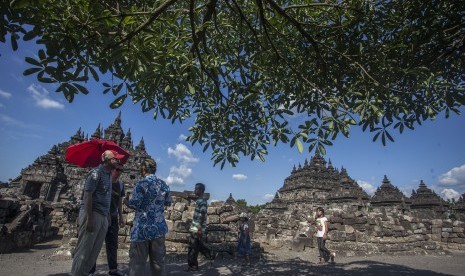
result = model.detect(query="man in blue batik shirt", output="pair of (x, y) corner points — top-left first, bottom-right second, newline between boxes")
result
(124, 158), (172, 276)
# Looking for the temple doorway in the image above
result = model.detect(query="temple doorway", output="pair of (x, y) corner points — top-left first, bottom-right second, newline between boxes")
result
(23, 181), (43, 199)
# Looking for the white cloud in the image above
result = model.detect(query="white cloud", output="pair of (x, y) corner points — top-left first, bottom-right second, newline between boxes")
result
(262, 193), (274, 202)
(165, 165), (193, 185)
(0, 90), (12, 99)
(441, 188), (462, 201)
(0, 114), (30, 128)
(167, 144), (199, 163)
(232, 174), (248, 181)
(178, 134), (188, 141)
(165, 175), (184, 185)
(357, 180), (377, 195)
(27, 84), (64, 109)
(438, 164), (465, 188)
(170, 165), (192, 178)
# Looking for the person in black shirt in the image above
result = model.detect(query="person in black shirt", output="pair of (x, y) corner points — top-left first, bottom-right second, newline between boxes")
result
(88, 164), (125, 276)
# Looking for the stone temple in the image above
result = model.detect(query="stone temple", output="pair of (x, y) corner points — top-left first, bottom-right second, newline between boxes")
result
(0, 113), (250, 255)
(6, 111), (150, 204)
(1, 114), (464, 257)
(253, 151), (465, 255)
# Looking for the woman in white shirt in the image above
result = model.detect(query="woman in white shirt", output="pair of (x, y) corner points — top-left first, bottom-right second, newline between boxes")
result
(315, 207), (336, 264)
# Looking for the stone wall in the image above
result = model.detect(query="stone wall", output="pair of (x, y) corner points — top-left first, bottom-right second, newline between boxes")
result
(254, 205), (465, 256)
(0, 197), (58, 253)
(55, 191), (259, 258)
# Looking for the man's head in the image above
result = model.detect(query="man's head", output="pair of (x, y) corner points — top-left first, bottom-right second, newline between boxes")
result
(101, 150), (125, 169)
(140, 158), (157, 176)
(194, 182), (205, 196)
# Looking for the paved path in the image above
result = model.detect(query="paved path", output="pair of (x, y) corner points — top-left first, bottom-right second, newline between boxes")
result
(1, 240), (464, 276)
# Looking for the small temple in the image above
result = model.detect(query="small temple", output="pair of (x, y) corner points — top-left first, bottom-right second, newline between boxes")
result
(410, 180), (449, 219)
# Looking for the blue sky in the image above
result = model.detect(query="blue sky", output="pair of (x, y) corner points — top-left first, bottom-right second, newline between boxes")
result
(1, 42), (465, 205)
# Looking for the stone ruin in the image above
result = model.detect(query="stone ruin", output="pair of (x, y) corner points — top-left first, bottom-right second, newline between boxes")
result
(1, 113), (464, 258)
(253, 151), (465, 256)
(0, 112), (253, 255)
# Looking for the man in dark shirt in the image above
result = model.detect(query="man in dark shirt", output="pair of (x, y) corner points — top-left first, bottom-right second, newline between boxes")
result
(71, 150), (124, 276)
(185, 183), (216, 272)
(88, 163), (125, 276)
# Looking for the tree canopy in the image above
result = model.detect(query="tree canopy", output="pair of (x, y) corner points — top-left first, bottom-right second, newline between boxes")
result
(1, 0), (464, 167)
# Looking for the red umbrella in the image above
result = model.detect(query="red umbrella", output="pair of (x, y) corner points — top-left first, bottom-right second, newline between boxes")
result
(65, 139), (130, 168)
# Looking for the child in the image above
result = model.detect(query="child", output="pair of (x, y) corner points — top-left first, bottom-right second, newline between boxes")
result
(237, 212), (251, 266)
(315, 207), (336, 264)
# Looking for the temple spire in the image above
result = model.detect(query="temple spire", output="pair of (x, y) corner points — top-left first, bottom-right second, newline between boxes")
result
(121, 128), (133, 150)
(114, 111), (122, 126)
(70, 127), (84, 143)
(91, 123), (102, 139)
(136, 137), (146, 152)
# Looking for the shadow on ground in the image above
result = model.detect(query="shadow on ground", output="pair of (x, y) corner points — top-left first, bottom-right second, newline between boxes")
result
(53, 257), (453, 276)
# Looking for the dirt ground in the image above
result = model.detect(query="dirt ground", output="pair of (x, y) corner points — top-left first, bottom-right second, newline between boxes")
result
(1, 239), (465, 276)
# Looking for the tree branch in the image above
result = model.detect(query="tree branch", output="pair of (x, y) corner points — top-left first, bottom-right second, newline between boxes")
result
(111, 0), (179, 48)
(264, 0), (325, 70)
(284, 3), (363, 14)
(196, 0), (217, 53)
(256, 0), (286, 61)
(188, 0), (223, 103)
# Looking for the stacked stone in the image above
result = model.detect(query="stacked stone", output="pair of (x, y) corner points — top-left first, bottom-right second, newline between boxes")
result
(0, 198), (19, 224)
(453, 194), (465, 221)
(410, 180), (449, 219)
(254, 206), (314, 250)
(0, 198), (56, 253)
(163, 191), (251, 255)
(50, 202), (79, 237)
(430, 219), (465, 250)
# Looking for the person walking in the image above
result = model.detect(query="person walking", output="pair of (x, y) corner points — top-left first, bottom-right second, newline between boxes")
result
(71, 150), (125, 276)
(315, 207), (336, 264)
(88, 163), (126, 276)
(237, 212), (251, 266)
(124, 158), (172, 276)
(185, 183), (216, 272)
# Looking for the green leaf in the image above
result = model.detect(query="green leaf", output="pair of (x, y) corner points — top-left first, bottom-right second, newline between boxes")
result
(188, 83), (195, 94)
(38, 49), (46, 60)
(25, 57), (41, 67)
(296, 138), (304, 153)
(113, 83), (123, 96)
(10, 33), (18, 51)
(318, 144), (326, 155)
(110, 94), (127, 109)
(385, 130), (394, 142)
(89, 66), (99, 81)
(23, 30), (38, 41)
(73, 83), (90, 95)
(37, 76), (55, 83)
(23, 67), (42, 76)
